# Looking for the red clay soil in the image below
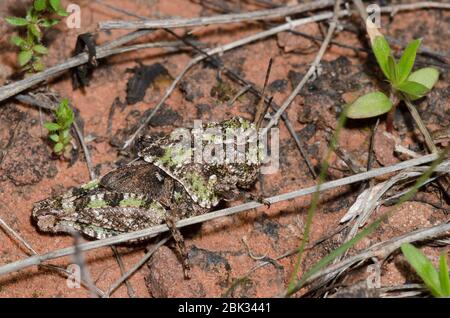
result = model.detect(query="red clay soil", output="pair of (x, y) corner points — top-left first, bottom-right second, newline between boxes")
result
(0, 0), (449, 297)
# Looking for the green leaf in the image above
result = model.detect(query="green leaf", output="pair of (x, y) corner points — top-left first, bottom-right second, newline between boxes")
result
(49, 134), (60, 143)
(346, 91), (393, 119)
(56, 99), (69, 118)
(397, 39), (421, 84)
(44, 122), (61, 131)
(396, 81), (429, 98)
(25, 9), (33, 21)
(5, 17), (28, 26)
(401, 243), (442, 297)
(387, 55), (398, 83)
(372, 36), (392, 80)
(438, 253), (450, 296)
(32, 60), (45, 72)
(34, 0), (47, 11)
(408, 67), (439, 91)
(55, 99), (74, 129)
(60, 132), (71, 144)
(41, 18), (59, 28)
(28, 23), (42, 39)
(49, 0), (60, 10)
(25, 32), (35, 45)
(33, 44), (48, 54)
(54, 142), (64, 154)
(18, 50), (33, 66)
(61, 129), (70, 141)
(10, 35), (26, 47)
(49, 0), (68, 16)
(56, 9), (69, 17)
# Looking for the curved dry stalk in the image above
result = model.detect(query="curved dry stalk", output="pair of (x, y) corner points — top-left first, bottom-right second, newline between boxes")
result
(99, 0), (335, 30)
(106, 236), (170, 297)
(110, 246), (136, 298)
(403, 98), (438, 154)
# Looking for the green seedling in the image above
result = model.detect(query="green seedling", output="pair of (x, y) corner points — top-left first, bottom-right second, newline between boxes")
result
(5, 0), (68, 72)
(346, 36), (439, 118)
(401, 243), (450, 297)
(346, 29), (439, 152)
(43, 98), (74, 156)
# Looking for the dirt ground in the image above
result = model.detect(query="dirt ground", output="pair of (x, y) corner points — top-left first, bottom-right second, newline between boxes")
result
(0, 0), (449, 298)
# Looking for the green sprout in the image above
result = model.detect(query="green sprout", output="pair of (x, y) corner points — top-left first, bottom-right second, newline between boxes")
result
(43, 98), (74, 156)
(401, 243), (450, 297)
(5, 0), (68, 72)
(346, 32), (439, 152)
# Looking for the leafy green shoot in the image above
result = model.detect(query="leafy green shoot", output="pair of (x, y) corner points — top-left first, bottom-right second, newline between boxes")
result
(401, 243), (450, 297)
(44, 98), (74, 156)
(5, 0), (68, 72)
(346, 35), (439, 120)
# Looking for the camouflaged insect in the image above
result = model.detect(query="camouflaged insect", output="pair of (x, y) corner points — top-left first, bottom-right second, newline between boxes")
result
(32, 117), (265, 240)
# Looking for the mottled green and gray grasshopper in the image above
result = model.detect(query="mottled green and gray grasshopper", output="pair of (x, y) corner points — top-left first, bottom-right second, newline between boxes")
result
(32, 117), (264, 277)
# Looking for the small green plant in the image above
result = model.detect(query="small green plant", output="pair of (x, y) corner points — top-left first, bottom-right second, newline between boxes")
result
(346, 29), (439, 152)
(401, 243), (450, 297)
(346, 36), (439, 118)
(44, 98), (74, 156)
(5, 0), (67, 72)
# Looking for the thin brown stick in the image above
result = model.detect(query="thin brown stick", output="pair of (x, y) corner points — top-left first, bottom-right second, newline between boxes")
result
(72, 120), (96, 180)
(110, 246), (137, 298)
(367, 119), (380, 175)
(254, 58), (273, 129)
(98, 0), (335, 29)
(227, 84), (251, 106)
(0, 216), (38, 255)
(404, 98), (437, 154)
(106, 236), (170, 297)
(93, 41), (207, 56)
(352, 0), (368, 21)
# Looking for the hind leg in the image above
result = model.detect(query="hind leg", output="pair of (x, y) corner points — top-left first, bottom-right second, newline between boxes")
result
(165, 213), (191, 279)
